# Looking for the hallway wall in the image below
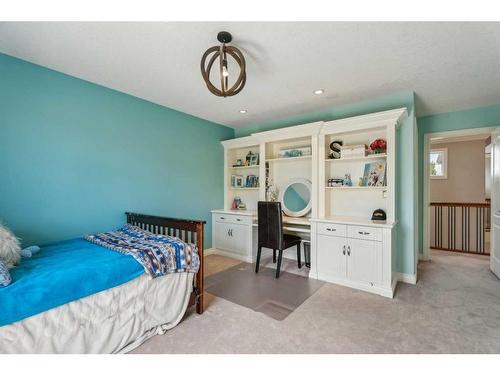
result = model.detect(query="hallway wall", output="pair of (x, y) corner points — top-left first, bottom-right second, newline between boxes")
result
(430, 139), (487, 203)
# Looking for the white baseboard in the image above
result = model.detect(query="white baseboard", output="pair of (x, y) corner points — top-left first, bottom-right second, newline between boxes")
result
(204, 248), (255, 263)
(397, 272), (417, 285)
(317, 273), (395, 298)
(204, 247), (216, 256)
(491, 255), (500, 278)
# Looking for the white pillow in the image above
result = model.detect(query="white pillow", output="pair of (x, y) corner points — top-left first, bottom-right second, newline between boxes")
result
(0, 223), (21, 268)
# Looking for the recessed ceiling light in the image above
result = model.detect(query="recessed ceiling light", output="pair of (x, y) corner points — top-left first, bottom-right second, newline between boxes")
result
(239, 109), (248, 114)
(313, 89), (325, 95)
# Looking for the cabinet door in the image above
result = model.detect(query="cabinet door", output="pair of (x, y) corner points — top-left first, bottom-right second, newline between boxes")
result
(214, 222), (232, 251)
(347, 238), (382, 286)
(229, 223), (251, 256)
(214, 222), (250, 256)
(317, 234), (347, 280)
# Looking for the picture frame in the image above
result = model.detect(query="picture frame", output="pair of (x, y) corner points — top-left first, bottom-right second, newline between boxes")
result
(235, 175), (244, 187)
(249, 153), (259, 166)
(362, 161), (386, 187)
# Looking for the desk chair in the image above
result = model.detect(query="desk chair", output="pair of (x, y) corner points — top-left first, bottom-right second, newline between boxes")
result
(255, 201), (302, 278)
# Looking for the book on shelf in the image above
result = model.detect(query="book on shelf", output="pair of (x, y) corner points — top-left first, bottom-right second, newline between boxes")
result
(362, 161), (387, 187)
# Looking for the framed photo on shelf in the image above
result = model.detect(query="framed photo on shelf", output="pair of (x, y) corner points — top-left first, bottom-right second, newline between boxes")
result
(249, 153), (259, 166)
(362, 161), (386, 187)
(235, 175), (244, 187)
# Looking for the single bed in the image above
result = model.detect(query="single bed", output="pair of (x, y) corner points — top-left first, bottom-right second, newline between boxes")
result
(0, 212), (205, 354)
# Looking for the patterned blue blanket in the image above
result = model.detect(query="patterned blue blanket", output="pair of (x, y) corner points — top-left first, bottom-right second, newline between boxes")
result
(85, 224), (200, 277)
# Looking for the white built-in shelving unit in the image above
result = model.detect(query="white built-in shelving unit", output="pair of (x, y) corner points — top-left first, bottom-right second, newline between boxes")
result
(214, 109), (408, 297)
(221, 136), (262, 211)
(318, 112), (401, 223)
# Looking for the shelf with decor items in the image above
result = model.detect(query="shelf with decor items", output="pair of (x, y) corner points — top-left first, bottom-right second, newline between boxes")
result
(324, 153), (387, 163)
(319, 114), (400, 221)
(230, 165), (260, 170)
(253, 122), (323, 219)
(325, 186), (387, 190)
(221, 136), (263, 212)
(266, 155), (312, 162)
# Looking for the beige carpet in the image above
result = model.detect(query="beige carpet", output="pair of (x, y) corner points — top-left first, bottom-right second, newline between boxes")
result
(131, 251), (500, 354)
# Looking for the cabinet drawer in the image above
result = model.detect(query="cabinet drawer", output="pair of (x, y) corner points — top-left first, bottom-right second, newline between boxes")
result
(347, 225), (381, 241)
(214, 214), (252, 225)
(317, 222), (347, 237)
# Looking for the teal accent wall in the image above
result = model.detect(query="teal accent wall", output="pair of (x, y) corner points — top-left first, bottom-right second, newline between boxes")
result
(417, 104), (500, 254)
(0, 53), (234, 248)
(235, 92), (418, 276)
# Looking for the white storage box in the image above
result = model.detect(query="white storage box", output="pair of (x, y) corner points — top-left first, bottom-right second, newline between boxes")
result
(340, 144), (367, 159)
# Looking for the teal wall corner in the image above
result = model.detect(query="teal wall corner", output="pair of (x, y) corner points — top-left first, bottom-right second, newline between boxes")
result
(416, 104), (500, 256)
(235, 91), (418, 275)
(0, 53), (235, 248)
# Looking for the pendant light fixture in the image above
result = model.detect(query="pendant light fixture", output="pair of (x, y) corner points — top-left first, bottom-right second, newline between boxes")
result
(200, 31), (246, 97)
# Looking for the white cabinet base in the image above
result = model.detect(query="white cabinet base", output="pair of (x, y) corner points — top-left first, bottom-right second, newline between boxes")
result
(211, 210), (257, 263)
(317, 272), (397, 298)
(312, 219), (397, 299)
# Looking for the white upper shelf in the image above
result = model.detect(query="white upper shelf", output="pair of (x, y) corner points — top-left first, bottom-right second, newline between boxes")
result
(230, 165), (260, 170)
(325, 154), (387, 163)
(266, 155), (312, 162)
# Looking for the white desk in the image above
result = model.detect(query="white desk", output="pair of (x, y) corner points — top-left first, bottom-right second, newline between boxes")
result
(252, 215), (311, 234)
(211, 209), (310, 263)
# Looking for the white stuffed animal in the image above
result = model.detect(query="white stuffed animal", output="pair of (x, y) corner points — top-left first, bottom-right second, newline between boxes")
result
(0, 223), (21, 268)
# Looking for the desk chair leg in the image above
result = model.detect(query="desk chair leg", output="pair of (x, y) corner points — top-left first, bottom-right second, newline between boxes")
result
(276, 250), (283, 278)
(273, 249), (276, 263)
(297, 243), (302, 269)
(255, 246), (262, 273)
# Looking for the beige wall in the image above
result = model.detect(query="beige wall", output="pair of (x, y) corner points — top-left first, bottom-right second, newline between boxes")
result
(430, 140), (486, 203)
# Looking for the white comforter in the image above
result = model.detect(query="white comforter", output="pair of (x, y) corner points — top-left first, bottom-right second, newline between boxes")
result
(0, 272), (193, 354)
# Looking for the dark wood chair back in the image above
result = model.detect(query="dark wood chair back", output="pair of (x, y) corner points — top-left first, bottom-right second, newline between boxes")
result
(258, 201), (283, 250)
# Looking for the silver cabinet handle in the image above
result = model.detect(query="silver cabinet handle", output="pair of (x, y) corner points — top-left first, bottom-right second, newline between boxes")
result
(358, 231), (370, 235)
(342, 245), (346, 255)
(347, 246), (351, 256)
(327, 228), (336, 232)
(227, 229), (230, 236)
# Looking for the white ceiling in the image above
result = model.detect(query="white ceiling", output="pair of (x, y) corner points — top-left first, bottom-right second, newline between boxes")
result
(1, 22), (499, 128)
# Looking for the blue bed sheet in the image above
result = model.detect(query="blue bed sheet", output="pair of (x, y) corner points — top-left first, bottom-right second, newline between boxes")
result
(0, 238), (144, 327)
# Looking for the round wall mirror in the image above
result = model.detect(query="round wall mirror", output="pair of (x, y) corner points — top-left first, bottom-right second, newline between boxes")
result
(279, 178), (312, 217)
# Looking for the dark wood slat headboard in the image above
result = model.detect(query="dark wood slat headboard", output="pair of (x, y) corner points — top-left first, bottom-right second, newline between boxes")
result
(125, 212), (205, 314)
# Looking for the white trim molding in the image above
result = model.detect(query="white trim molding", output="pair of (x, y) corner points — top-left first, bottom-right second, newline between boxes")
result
(397, 272), (417, 285)
(204, 247), (255, 263)
(422, 126), (496, 262)
(419, 253), (430, 261)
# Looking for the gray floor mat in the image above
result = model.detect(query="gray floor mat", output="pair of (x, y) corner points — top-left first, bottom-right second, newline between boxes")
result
(205, 261), (324, 320)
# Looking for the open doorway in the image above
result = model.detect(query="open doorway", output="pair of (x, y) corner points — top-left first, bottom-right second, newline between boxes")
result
(423, 127), (495, 261)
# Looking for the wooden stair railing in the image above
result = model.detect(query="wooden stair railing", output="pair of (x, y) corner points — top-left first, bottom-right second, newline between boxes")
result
(430, 202), (490, 255)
